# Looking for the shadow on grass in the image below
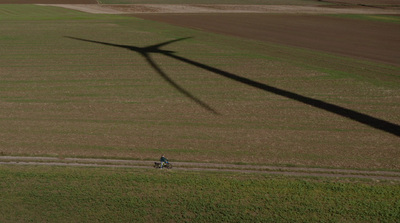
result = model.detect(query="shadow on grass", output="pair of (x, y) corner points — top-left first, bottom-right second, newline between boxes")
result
(66, 36), (400, 137)
(66, 36), (219, 115)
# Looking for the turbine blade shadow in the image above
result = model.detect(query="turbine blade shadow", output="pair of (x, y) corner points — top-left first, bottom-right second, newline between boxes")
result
(144, 54), (220, 115)
(66, 36), (400, 136)
(66, 36), (219, 115)
(165, 53), (400, 137)
(65, 36), (131, 50)
(146, 37), (192, 51)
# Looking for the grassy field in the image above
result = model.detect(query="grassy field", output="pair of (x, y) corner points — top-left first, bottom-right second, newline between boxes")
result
(1, 4), (400, 222)
(1, 5), (399, 170)
(1, 165), (399, 222)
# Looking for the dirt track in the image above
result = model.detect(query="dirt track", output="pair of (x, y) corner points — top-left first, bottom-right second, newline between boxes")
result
(1, 156), (400, 181)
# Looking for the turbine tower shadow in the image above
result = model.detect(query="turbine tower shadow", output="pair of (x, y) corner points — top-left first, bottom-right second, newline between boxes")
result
(66, 36), (400, 137)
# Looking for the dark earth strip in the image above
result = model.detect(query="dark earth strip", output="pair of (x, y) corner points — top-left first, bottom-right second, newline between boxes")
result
(134, 14), (400, 66)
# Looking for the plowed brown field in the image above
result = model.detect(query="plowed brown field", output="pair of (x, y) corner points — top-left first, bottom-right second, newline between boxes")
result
(323, 0), (400, 6)
(25, 0), (398, 65)
(134, 14), (400, 66)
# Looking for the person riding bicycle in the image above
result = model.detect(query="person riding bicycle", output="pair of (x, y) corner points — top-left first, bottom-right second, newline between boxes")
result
(160, 154), (168, 169)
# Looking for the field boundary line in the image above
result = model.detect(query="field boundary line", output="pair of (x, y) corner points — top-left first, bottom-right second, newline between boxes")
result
(1, 156), (399, 181)
(36, 4), (400, 15)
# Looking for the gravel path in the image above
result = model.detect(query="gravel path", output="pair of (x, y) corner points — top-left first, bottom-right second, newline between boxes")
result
(1, 156), (399, 181)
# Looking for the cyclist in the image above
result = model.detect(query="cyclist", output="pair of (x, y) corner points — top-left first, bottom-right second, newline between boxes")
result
(160, 154), (168, 169)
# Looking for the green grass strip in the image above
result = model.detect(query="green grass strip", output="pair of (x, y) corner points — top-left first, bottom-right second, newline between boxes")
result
(1, 165), (399, 222)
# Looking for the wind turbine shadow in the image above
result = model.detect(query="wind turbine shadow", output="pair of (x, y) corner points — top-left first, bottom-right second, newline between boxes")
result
(65, 36), (219, 115)
(66, 36), (400, 137)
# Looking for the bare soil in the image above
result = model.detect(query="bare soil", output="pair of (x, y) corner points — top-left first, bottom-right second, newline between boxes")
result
(134, 13), (400, 65)
(38, 4), (400, 14)
(322, 0), (400, 7)
(25, 2), (400, 65)
(105, 4), (400, 14)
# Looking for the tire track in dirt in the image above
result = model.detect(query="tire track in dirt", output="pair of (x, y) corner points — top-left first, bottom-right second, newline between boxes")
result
(1, 156), (399, 181)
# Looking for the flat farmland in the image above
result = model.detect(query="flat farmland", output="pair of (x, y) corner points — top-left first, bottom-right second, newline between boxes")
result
(96, 0), (330, 5)
(1, 3), (400, 222)
(1, 4), (399, 170)
(135, 14), (400, 65)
